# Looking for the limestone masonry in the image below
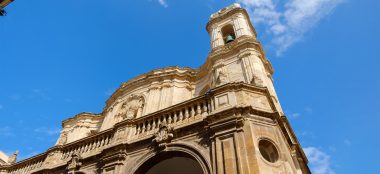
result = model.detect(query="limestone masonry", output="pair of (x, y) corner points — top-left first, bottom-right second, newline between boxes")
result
(0, 3), (310, 174)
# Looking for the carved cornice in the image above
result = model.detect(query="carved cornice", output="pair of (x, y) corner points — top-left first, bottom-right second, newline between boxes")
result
(276, 115), (310, 169)
(196, 36), (274, 81)
(104, 66), (198, 112)
(62, 112), (103, 128)
(206, 6), (257, 37)
(0, 0), (12, 8)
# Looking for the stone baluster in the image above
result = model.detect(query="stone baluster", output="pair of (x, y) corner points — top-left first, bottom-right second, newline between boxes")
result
(163, 115), (167, 124)
(88, 142), (92, 151)
(101, 137), (106, 146)
(79, 145), (83, 153)
(185, 108), (189, 119)
(179, 110), (183, 121)
(84, 143), (89, 153)
(197, 103), (201, 116)
(157, 117), (161, 126)
(173, 112), (178, 123)
(152, 119), (156, 130)
(104, 136), (109, 145)
(191, 106), (195, 117)
(168, 114), (172, 124)
(142, 123), (146, 133)
(95, 139), (99, 148)
(147, 121), (151, 131)
(136, 125), (140, 135)
(202, 102), (208, 116)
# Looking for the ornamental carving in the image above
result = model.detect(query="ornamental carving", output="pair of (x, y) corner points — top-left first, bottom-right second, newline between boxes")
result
(43, 150), (62, 167)
(152, 122), (174, 149)
(116, 94), (145, 120)
(7, 150), (18, 164)
(67, 153), (82, 173)
(215, 66), (229, 86)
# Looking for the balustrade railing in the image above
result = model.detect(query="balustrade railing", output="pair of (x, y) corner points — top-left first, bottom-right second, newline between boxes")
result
(6, 155), (44, 174)
(133, 96), (211, 137)
(3, 92), (214, 173)
(61, 130), (114, 160)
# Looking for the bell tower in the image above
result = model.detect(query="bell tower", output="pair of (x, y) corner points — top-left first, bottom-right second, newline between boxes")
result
(206, 3), (283, 114)
(202, 3), (310, 174)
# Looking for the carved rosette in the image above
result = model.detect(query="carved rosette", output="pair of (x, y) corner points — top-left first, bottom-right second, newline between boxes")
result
(152, 122), (174, 149)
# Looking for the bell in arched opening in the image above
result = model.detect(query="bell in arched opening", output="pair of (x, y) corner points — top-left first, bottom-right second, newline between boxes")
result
(225, 34), (235, 43)
(221, 24), (236, 44)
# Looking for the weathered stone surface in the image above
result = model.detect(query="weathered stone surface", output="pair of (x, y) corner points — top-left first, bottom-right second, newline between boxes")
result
(0, 3), (310, 174)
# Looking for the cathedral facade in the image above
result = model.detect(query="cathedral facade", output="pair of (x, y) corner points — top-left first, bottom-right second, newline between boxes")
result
(0, 4), (310, 174)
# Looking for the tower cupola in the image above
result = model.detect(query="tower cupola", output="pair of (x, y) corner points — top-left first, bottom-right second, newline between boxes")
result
(206, 3), (257, 49)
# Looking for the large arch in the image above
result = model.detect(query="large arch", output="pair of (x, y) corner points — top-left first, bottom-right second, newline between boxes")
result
(132, 143), (212, 174)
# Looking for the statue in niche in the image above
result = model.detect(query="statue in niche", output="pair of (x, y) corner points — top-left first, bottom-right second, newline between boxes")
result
(215, 66), (229, 86)
(116, 94), (144, 120)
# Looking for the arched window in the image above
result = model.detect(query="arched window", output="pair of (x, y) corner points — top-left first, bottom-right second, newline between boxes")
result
(221, 24), (236, 44)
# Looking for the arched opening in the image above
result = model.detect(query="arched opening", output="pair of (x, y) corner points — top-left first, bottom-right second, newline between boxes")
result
(135, 151), (205, 174)
(221, 24), (236, 44)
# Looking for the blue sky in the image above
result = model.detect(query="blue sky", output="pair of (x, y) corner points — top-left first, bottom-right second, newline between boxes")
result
(0, 0), (379, 173)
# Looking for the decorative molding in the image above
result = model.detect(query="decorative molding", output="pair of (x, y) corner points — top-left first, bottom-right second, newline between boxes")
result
(67, 153), (82, 173)
(152, 122), (174, 149)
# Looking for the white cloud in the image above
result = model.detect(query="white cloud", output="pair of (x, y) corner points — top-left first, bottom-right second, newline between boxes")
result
(0, 126), (13, 137)
(304, 146), (335, 174)
(237, 0), (343, 55)
(344, 139), (352, 146)
(34, 127), (60, 136)
(304, 106), (313, 114)
(30, 89), (52, 101)
(291, 112), (301, 118)
(158, 0), (168, 8)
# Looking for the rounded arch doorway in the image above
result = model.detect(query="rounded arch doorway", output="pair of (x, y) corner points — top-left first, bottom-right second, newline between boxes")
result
(135, 151), (205, 174)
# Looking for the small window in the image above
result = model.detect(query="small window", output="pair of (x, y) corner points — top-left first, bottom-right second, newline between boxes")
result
(221, 25), (236, 44)
(258, 139), (279, 163)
